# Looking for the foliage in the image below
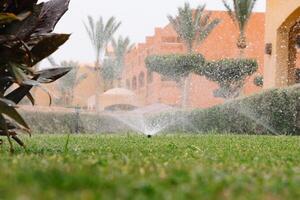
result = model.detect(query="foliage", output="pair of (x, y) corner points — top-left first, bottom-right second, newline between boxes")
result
(157, 85), (300, 135)
(112, 36), (133, 70)
(84, 15), (121, 111)
(168, 2), (220, 53)
(19, 110), (131, 134)
(0, 0), (71, 151)
(222, 0), (257, 50)
(295, 68), (300, 83)
(101, 58), (119, 81)
(102, 36), (133, 83)
(84, 16), (121, 66)
(20, 85), (300, 136)
(152, 2), (219, 107)
(195, 58), (258, 99)
(1, 135), (300, 199)
(145, 54), (205, 82)
(253, 75), (263, 87)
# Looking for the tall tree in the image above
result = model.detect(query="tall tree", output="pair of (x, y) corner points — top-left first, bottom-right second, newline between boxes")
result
(111, 36), (133, 75)
(84, 16), (121, 111)
(167, 2), (220, 107)
(84, 16), (121, 67)
(222, 0), (257, 55)
(102, 36), (133, 90)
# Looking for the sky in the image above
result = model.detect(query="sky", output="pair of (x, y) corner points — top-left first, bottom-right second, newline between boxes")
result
(48, 0), (266, 64)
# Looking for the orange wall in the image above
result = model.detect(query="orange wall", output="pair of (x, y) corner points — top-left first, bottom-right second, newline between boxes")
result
(34, 64), (97, 108)
(122, 11), (265, 108)
(34, 11), (265, 110)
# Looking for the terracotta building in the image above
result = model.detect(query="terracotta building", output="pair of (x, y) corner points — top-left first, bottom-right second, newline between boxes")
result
(121, 11), (265, 108)
(33, 2), (300, 110)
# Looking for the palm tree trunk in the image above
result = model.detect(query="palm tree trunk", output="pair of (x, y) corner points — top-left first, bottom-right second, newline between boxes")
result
(181, 75), (190, 108)
(181, 46), (193, 108)
(94, 58), (101, 112)
(237, 32), (247, 57)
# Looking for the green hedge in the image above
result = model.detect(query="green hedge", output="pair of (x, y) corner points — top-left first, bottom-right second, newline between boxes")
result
(195, 58), (258, 99)
(20, 85), (300, 135)
(158, 85), (300, 135)
(19, 111), (131, 134)
(145, 54), (205, 81)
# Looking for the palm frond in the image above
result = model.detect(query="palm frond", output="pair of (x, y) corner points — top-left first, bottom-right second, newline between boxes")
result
(198, 18), (221, 44)
(223, 0), (257, 33)
(168, 2), (220, 52)
(83, 16), (121, 64)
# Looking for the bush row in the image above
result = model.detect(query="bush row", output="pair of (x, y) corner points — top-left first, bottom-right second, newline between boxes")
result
(20, 85), (299, 135)
(19, 111), (131, 134)
(157, 84), (300, 135)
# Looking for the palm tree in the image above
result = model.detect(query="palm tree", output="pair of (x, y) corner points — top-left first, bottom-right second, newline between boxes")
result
(84, 16), (121, 67)
(222, 0), (257, 55)
(168, 3), (220, 53)
(102, 36), (133, 90)
(168, 2), (220, 107)
(111, 36), (133, 78)
(84, 16), (121, 111)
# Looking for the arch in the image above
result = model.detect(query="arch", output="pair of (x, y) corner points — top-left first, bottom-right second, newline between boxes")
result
(276, 7), (300, 86)
(138, 72), (145, 87)
(132, 76), (137, 90)
(99, 88), (141, 111)
(126, 79), (131, 89)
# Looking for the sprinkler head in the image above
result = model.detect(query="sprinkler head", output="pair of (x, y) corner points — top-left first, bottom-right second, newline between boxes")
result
(147, 135), (152, 138)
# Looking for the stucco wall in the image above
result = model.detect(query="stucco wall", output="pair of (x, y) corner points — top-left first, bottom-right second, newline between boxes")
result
(264, 0), (300, 88)
(123, 11), (265, 109)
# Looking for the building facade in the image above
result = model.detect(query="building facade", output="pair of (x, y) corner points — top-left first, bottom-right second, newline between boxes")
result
(33, 3), (300, 110)
(122, 11), (265, 108)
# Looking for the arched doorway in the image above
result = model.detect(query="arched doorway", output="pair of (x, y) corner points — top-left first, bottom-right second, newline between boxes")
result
(288, 21), (300, 84)
(276, 7), (300, 86)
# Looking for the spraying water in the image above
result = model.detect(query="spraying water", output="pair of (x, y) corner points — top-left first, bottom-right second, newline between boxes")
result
(105, 103), (181, 136)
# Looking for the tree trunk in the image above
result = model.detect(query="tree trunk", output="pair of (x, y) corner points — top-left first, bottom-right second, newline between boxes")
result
(94, 59), (101, 112)
(181, 74), (190, 108)
(181, 47), (193, 109)
(237, 32), (247, 57)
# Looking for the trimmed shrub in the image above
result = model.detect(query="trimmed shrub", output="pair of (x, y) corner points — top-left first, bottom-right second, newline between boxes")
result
(145, 54), (205, 82)
(21, 85), (299, 135)
(195, 58), (258, 99)
(156, 85), (300, 135)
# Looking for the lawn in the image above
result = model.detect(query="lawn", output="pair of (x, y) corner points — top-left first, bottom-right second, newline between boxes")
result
(0, 134), (300, 200)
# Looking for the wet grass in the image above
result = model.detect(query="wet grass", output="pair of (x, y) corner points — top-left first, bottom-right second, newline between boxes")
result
(1, 134), (300, 200)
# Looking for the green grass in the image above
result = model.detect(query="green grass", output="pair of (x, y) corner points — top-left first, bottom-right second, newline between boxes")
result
(1, 134), (300, 200)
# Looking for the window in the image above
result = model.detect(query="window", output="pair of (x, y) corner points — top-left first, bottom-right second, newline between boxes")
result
(139, 72), (145, 87)
(147, 70), (153, 83)
(126, 79), (131, 89)
(132, 76), (137, 90)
